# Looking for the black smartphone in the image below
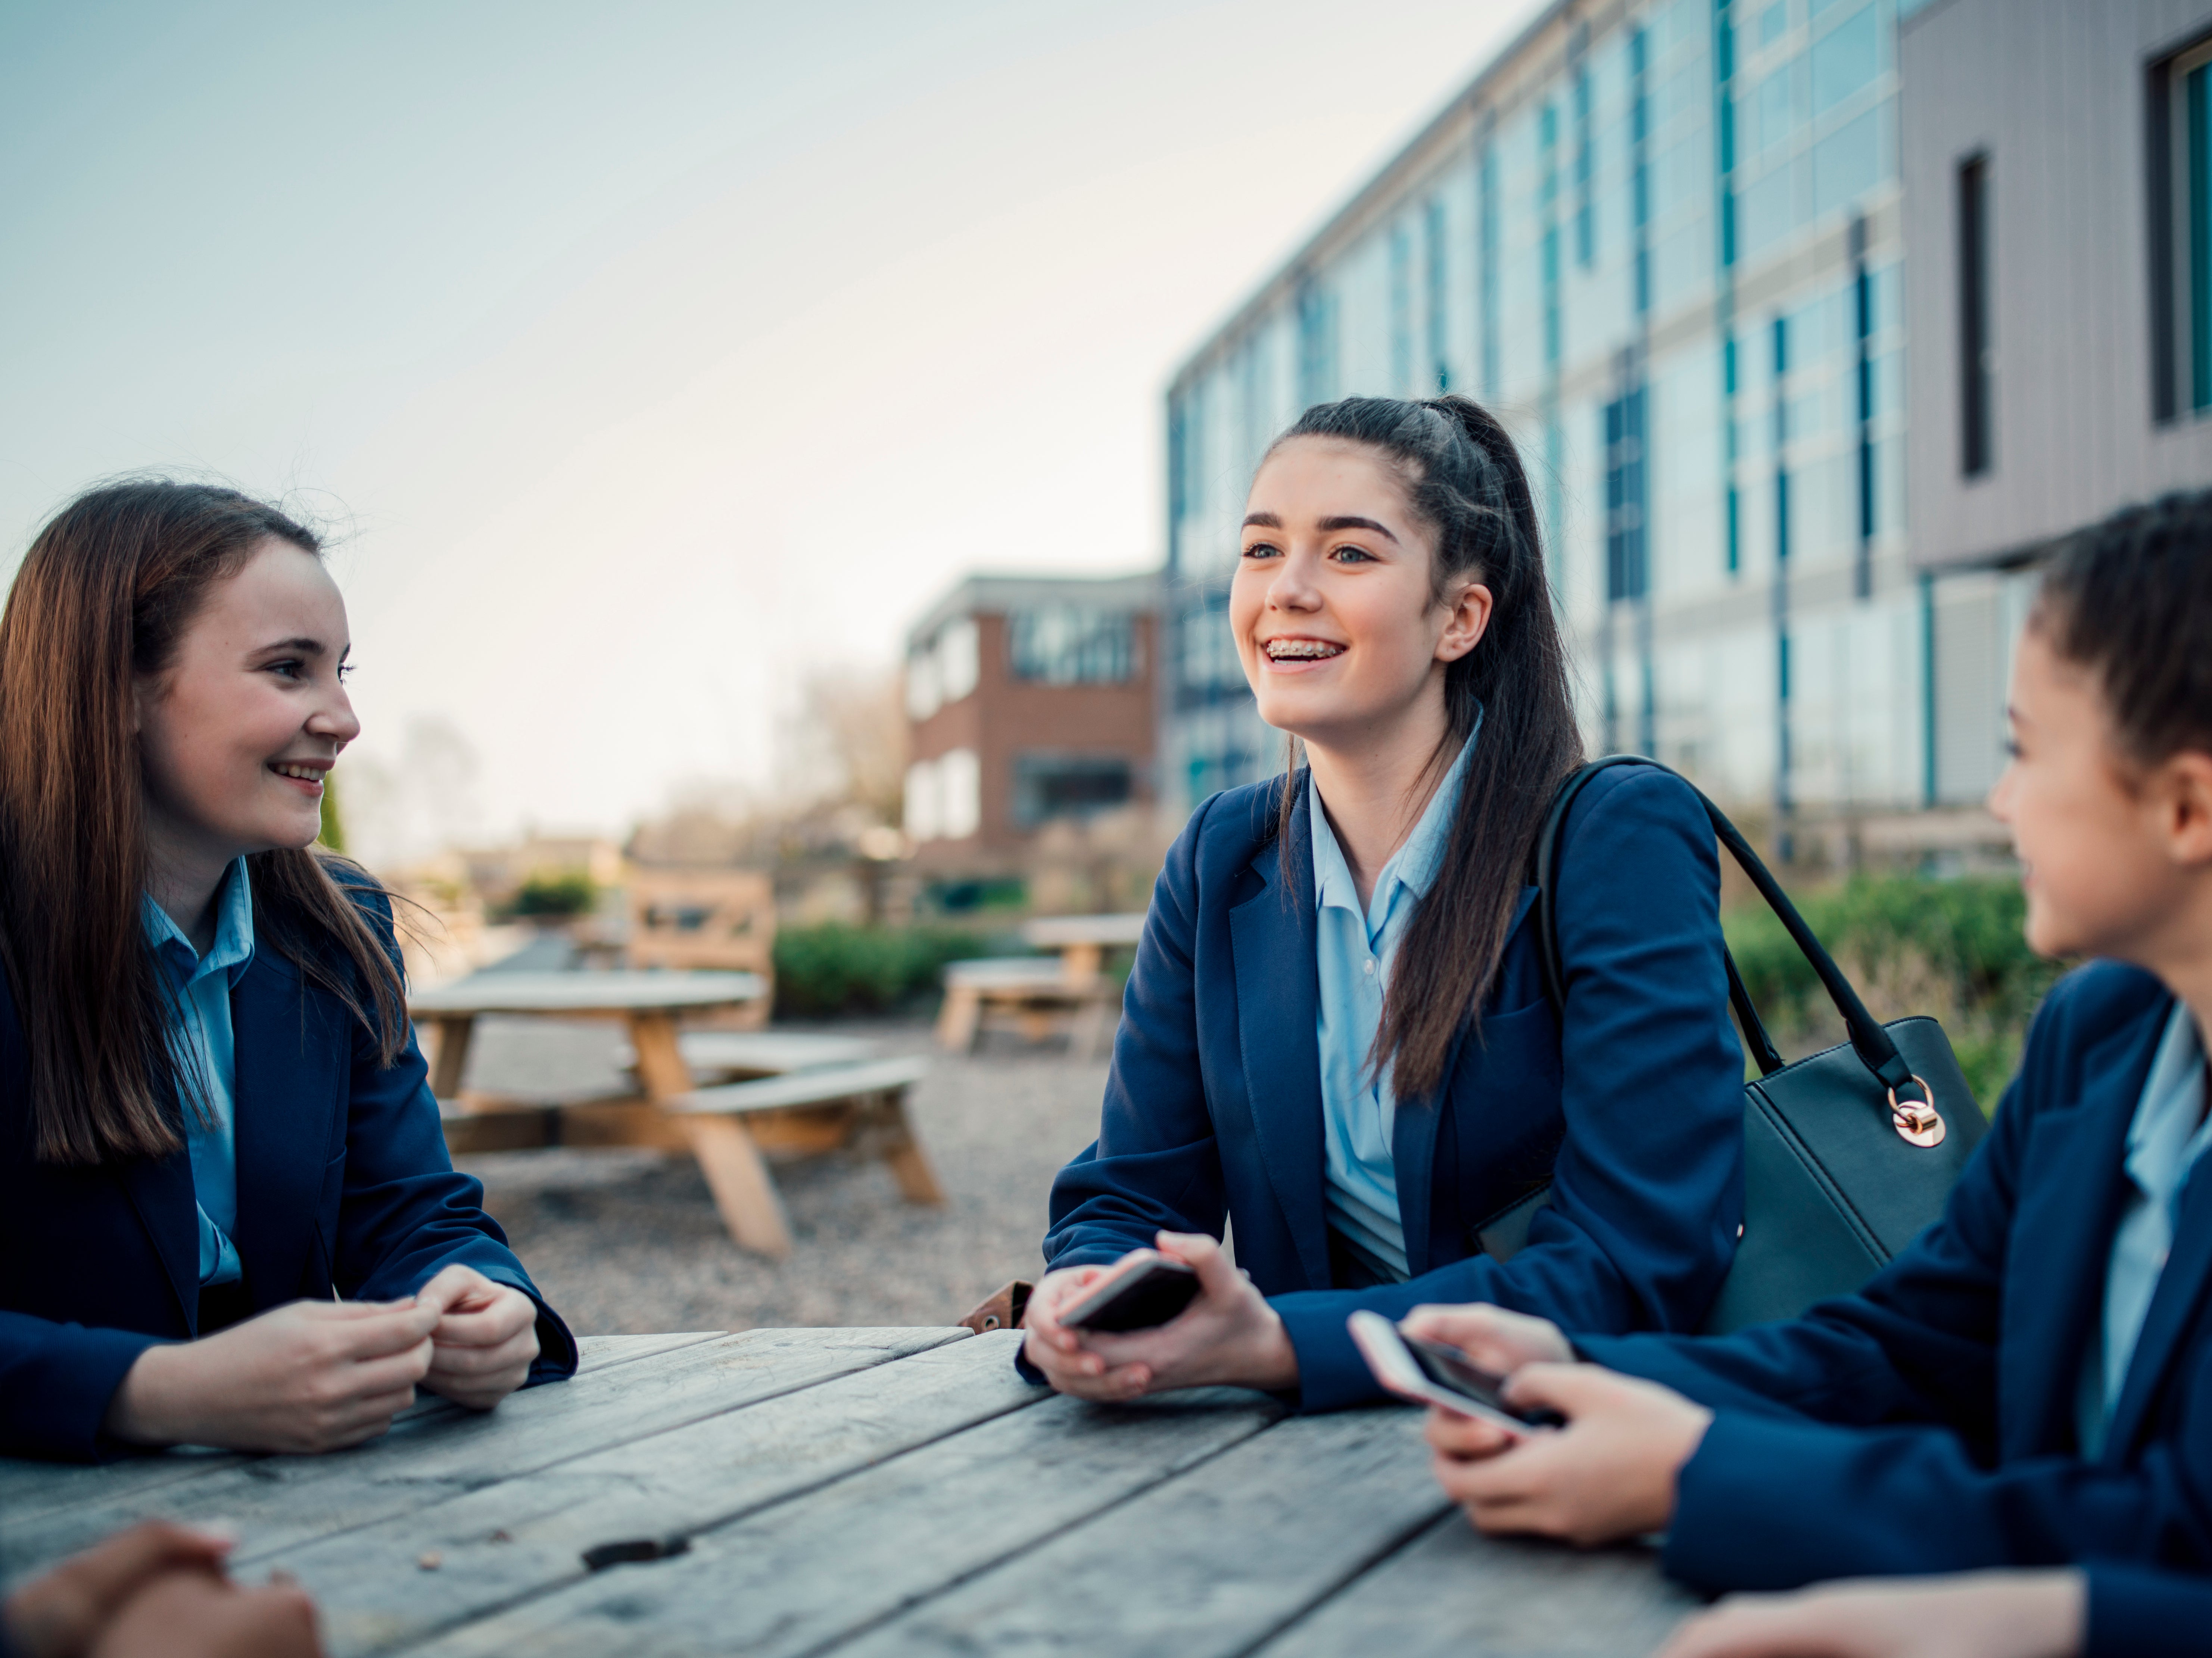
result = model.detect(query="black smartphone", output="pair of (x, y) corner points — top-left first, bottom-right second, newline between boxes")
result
(1348, 1311), (1567, 1431)
(1060, 1253), (1202, 1333)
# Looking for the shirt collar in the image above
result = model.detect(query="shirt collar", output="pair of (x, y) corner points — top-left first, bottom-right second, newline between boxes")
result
(142, 857), (257, 988)
(1309, 716), (1483, 923)
(2125, 999), (2211, 1195)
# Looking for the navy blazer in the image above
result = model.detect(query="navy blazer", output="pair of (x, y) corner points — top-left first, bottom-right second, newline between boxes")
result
(2086, 1565), (2212, 1657)
(0, 882), (577, 1462)
(1044, 763), (1746, 1410)
(1579, 961), (2212, 1593)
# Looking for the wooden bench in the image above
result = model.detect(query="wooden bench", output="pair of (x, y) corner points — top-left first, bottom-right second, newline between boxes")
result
(935, 957), (1118, 1058)
(611, 1030), (876, 1083)
(664, 1055), (941, 1259)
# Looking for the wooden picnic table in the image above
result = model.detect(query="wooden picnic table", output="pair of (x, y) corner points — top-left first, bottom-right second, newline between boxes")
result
(408, 972), (936, 1260)
(0, 1328), (1695, 1656)
(409, 970), (767, 1104)
(1018, 911), (1149, 983)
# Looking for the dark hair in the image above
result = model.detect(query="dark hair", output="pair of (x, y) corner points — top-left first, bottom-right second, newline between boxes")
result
(2030, 489), (2212, 768)
(0, 479), (410, 1166)
(1262, 395), (1584, 1101)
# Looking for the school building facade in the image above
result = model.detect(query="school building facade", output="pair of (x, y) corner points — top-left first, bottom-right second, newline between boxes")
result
(1159, 0), (2212, 858)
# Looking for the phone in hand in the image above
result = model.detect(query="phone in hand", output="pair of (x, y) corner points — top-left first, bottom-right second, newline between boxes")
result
(1347, 1310), (1566, 1435)
(1060, 1251), (1203, 1334)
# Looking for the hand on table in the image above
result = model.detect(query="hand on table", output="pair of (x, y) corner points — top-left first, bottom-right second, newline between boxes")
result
(105, 1300), (439, 1453)
(1021, 1232), (1298, 1402)
(414, 1265), (540, 1411)
(1652, 1571), (2086, 1658)
(1424, 1361), (1711, 1547)
(1, 1520), (321, 1658)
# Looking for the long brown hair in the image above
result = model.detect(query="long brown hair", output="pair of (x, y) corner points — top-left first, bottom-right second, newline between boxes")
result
(0, 480), (410, 1166)
(1265, 396), (1584, 1101)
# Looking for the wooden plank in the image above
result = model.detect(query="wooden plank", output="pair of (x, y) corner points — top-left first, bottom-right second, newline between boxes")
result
(0, 1327), (960, 1584)
(255, 1332), (1047, 1655)
(1253, 1512), (1695, 1658)
(409, 972), (762, 1016)
(396, 1383), (1286, 1658)
(828, 1407), (1452, 1658)
(0, 1333), (719, 1537)
(668, 1056), (930, 1116)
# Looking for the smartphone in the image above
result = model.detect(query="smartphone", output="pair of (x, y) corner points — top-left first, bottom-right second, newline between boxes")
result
(1060, 1252), (1202, 1333)
(1347, 1310), (1565, 1434)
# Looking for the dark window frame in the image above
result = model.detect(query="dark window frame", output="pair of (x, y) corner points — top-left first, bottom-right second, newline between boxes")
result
(1957, 152), (1993, 477)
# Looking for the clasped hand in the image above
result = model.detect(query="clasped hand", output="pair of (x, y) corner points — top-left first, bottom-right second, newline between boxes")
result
(1021, 1231), (1300, 1400)
(1403, 1303), (1713, 1546)
(107, 1264), (539, 1453)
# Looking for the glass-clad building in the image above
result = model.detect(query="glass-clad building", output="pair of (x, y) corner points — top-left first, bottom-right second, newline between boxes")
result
(1164, 0), (1984, 843)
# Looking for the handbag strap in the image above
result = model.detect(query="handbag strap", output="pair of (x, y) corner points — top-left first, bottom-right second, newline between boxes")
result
(1531, 755), (1928, 1103)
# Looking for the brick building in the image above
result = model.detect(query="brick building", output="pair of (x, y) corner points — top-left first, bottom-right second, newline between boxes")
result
(902, 573), (1158, 866)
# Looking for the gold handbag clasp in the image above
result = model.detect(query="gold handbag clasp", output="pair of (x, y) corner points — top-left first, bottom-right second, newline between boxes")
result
(1889, 1076), (1946, 1148)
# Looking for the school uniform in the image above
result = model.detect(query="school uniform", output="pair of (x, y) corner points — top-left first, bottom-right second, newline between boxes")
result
(0, 863), (575, 1462)
(1042, 758), (1746, 1411)
(1577, 961), (2212, 1593)
(2085, 1563), (2212, 1657)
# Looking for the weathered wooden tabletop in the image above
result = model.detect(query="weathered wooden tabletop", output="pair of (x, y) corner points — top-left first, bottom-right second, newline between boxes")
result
(0, 1329), (1695, 1657)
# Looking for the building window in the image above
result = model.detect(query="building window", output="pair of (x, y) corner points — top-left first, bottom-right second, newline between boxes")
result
(1957, 152), (1993, 476)
(1389, 223), (1414, 394)
(1012, 754), (1133, 828)
(2151, 39), (2212, 420)
(1423, 196), (1450, 391)
(905, 748), (979, 842)
(1603, 384), (1649, 602)
(904, 616), (978, 720)
(1008, 608), (1135, 685)
(1296, 279), (1335, 407)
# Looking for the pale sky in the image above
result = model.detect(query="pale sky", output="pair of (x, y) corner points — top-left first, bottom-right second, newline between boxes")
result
(0, 0), (1543, 857)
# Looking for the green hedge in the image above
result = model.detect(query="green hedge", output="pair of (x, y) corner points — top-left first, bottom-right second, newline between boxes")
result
(772, 923), (997, 1019)
(1723, 874), (2060, 1110)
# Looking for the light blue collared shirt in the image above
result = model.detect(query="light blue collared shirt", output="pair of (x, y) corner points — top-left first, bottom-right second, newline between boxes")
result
(2077, 999), (2211, 1457)
(142, 858), (256, 1289)
(1309, 726), (1480, 1285)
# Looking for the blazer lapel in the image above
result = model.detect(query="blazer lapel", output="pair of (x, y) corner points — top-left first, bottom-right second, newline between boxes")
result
(2003, 1004), (2166, 1458)
(2106, 997), (2212, 1454)
(118, 1150), (200, 1334)
(228, 952), (342, 1306)
(1228, 781), (1331, 1290)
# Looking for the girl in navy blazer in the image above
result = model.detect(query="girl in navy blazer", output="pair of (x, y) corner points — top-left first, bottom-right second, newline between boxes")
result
(0, 481), (575, 1463)
(1020, 396), (1747, 1412)
(1411, 491), (2212, 1593)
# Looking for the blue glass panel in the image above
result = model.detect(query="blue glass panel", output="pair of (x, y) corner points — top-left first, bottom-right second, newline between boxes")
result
(1742, 161), (1794, 254)
(1812, 103), (1883, 216)
(1755, 67), (1793, 155)
(1810, 4), (1878, 115)
(1758, 2), (1788, 46)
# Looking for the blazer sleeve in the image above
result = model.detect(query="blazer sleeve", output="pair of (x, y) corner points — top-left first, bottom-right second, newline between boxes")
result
(0, 1313), (167, 1463)
(1040, 794), (1232, 1271)
(2086, 1565), (2212, 1658)
(328, 879), (577, 1384)
(1272, 766), (1748, 1411)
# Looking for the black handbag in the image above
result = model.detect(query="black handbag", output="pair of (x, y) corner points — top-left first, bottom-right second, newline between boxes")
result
(1476, 755), (1990, 1335)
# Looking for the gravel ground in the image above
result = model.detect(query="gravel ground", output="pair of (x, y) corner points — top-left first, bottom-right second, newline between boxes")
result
(450, 1018), (1107, 1334)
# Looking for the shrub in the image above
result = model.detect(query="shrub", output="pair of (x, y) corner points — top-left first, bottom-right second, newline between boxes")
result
(772, 923), (996, 1019)
(1723, 874), (2061, 1110)
(508, 869), (596, 920)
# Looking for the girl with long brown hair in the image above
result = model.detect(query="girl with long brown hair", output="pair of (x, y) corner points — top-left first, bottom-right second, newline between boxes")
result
(0, 480), (574, 1462)
(1019, 396), (1745, 1410)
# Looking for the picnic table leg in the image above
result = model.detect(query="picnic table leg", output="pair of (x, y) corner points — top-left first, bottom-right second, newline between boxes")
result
(629, 1009), (794, 1259)
(1070, 993), (1115, 1062)
(937, 985), (982, 1053)
(872, 1088), (945, 1206)
(683, 1117), (795, 1259)
(426, 1014), (476, 1101)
